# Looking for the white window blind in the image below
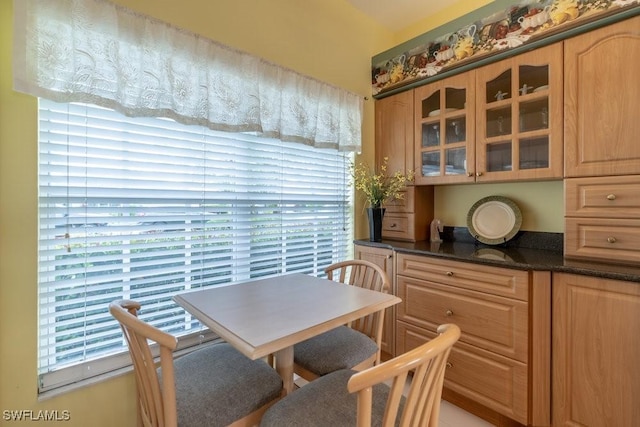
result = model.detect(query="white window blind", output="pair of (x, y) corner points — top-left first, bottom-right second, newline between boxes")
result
(38, 99), (354, 392)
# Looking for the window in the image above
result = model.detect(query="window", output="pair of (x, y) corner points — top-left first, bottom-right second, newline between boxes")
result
(38, 99), (354, 392)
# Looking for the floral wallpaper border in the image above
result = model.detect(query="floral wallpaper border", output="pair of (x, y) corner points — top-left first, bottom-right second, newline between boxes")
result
(372, 0), (639, 95)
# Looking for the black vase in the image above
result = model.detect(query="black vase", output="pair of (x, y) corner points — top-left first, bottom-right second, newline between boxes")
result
(366, 207), (385, 242)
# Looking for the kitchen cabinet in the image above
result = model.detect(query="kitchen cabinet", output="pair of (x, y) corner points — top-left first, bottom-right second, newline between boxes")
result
(414, 42), (563, 185)
(354, 244), (395, 357)
(381, 186), (433, 242)
(414, 72), (475, 184)
(375, 91), (434, 242)
(475, 42), (564, 182)
(564, 175), (640, 264)
(563, 16), (640, 264)
(375, 90), (414, 178)
(564, 15), (640, 178)
(552, 273), (640, 426)
(395, 253), (551, 425)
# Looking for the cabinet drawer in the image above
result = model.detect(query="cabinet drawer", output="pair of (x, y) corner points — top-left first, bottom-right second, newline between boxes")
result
(397, 253), (529, 301)
(565, 176), (640, 218)
(565, 217), (640, 264)
(385, 187), (415, 214)
(397, 276), (528, 362)
(382, 214), (414, 241)
(397, 322), (527, 425)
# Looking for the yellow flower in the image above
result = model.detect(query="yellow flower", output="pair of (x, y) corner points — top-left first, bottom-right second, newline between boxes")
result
(350, 157), (414, 208)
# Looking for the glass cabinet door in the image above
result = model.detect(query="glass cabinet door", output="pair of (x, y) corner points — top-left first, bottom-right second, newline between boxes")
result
(414, 72), (475, 184)
(476, 42), (563, 181)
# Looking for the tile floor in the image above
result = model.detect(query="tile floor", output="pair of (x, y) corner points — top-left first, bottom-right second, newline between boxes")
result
(438, 400), (495, 427)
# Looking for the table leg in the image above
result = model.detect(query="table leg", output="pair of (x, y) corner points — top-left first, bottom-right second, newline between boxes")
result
(274, 346), (294, 395)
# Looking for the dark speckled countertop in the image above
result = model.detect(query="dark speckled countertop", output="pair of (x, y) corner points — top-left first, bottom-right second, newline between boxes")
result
(355, 227), (640, 284)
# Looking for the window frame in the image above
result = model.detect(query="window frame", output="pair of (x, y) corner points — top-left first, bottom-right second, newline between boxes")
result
(37, 99), (355, 393)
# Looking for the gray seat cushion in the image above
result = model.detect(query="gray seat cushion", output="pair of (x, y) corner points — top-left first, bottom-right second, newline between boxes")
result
(293, 326), (378, 375)
(164, 342), (282, 427)
(260, 369), (404, 427)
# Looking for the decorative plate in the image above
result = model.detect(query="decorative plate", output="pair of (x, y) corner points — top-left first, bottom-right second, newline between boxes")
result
(466, 196), (522, 245)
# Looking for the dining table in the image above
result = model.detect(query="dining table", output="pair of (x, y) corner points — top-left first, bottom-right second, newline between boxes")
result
(173, 272), (401, 394)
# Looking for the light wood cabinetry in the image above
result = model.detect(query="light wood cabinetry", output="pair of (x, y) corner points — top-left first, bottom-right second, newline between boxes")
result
(414, 42), (563, 185)
(414, 72), (476, 184)
(552, 273), (640, 426)
(395, 253), (551, 425)
(563, 16), (640, 263)
(475, 42), (564, 182)
(382, 186), (433, 242)
(565, 175), (640, 264)
(354, 244), (395, 357)
(564, 15), (640, 178)
(375, 91), (434, 242)
(375, 90), (414, 176)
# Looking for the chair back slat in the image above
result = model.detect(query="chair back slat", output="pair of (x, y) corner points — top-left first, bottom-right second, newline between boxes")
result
(348, 324), (461, 427)
(110, 300), (179, 427)
(325, 259), (390, 343)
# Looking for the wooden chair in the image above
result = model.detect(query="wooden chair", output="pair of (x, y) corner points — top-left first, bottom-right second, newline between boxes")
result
(261, 324), (461, 427)
(109, 300), (283, 427)
(292, 260), (391, 381)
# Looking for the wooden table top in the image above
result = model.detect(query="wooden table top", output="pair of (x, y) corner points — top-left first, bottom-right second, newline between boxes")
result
(173, 272), (401, 360)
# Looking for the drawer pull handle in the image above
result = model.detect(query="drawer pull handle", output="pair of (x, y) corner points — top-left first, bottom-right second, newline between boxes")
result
(446, 362), (453, 369)
(606, 194), (616, 201)
(389, 223), (397, 228)
(607, 236), (617, 244)
(445, 309), (454, 317)
(445, 271), (454, 277)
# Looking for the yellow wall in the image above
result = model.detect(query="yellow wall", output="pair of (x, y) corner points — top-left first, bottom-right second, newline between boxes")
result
(0, 0), (390, 424)
(394, 0), (494, 44)
(0, 0), (561, 425)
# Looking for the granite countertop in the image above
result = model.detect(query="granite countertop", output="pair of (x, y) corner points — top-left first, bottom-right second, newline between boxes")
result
(355, 227), (640, 284)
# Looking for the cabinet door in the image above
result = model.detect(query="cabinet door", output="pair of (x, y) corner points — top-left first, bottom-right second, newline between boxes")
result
(414, 72), (475, 184)
(396, 276), (528, 362)
(397, 321), (528, 425)
(476, 42), (563, 182)
(553, 273), (640, 426)
(564, 16), (640, 177)
(354, 244), (395, 356)
(375, 91), (414, 175)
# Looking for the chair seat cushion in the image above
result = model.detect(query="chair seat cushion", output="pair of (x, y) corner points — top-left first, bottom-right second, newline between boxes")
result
(168, 343), (282, 427)
(261, 369), (404, 427)
(293, 326), (378, 375)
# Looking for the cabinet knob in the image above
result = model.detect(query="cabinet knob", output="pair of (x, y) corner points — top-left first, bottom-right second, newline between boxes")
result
(445, 271), (454, 276)
(467, 172), (473, 177)
(389, 223), (397, 228)
(446, 362), (453, 369)
(445, 309), (454, 317)
(476, 171), (483, 177)
(607, 236), (617, 244)
(607, 194), (616, 201)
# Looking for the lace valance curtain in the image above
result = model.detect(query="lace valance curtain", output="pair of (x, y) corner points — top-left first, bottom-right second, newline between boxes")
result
(13, 0), (362, 151)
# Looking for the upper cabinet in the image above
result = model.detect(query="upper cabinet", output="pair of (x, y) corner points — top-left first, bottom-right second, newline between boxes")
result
(375, 91), (434, 242)
(414, 42), (563, 185)
(475, 42), (564, 182)
(564, 15), (640, 178)
(375, 90), (414, 176)
(414, 72), (475, 185)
